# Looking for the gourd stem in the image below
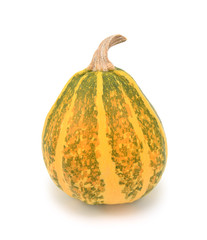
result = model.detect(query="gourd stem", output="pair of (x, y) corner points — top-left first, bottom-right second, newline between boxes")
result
(87, 34), (127, 72)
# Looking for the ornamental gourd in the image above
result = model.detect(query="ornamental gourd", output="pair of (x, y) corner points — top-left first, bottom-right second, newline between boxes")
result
(42, 35), (167, 205)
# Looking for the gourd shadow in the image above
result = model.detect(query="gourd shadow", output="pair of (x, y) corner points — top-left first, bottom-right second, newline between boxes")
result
(48, 182), (165, 218)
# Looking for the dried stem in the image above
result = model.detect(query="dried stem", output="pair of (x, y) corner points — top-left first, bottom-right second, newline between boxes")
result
(87, 34), (127, 71)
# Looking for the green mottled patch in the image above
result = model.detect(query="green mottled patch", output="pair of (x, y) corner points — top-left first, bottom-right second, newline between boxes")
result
(51, 170), (62, 189)
(62, 72), (105, 205)
(115, 71), (167, 193)
(42, 71), (87, 169)
(102, 72), (143, 200)
(42, 71), (88, 190)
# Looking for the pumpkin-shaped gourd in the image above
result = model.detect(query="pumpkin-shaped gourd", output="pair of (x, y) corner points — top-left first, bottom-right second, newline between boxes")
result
(42, 35), (167, 205)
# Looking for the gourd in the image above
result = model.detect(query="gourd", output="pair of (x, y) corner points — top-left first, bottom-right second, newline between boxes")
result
(42, 35), (167, 205)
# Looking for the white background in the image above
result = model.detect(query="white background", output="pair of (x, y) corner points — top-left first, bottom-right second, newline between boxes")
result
(0, 0), (207, 239)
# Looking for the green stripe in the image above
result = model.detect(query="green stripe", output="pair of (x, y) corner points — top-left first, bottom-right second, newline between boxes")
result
(42, 70), (87, 168)
(62, 72), (105, 205)
(42, 70), (87, 189)
(51, 170), (62, 189)
(114, 71), (167, 193)
(102, 72), (143, 200)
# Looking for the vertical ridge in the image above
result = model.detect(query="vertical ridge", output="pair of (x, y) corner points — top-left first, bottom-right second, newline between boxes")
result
(42, 69), (88, 189)
(62, 73), (105, 204)
(102, 72), (144, 202)
(96, 72), (126, 204)
(118, 84), (153, 200)
(54, 74), (87, 196)
(114, 69), (167, 193)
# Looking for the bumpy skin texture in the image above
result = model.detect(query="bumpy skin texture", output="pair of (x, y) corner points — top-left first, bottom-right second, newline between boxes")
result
(42, 68), (167, 205)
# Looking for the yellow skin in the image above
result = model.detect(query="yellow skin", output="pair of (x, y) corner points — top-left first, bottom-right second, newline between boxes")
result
(42, 68), (167, 205)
